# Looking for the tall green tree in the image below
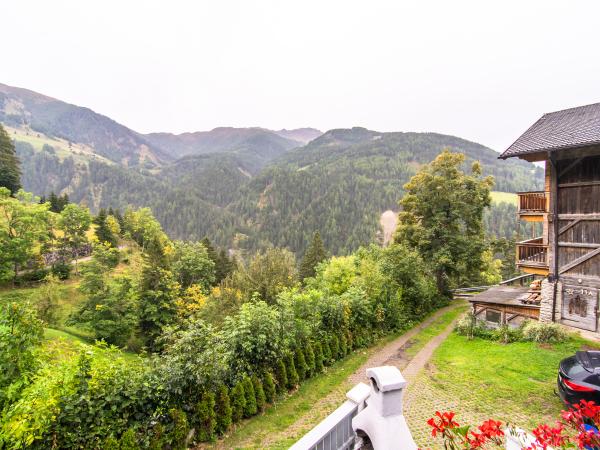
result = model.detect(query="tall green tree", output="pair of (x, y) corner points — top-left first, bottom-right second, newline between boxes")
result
(0, 189), (51, 283)
(299, 231), (327, 281)
(0, 124), (21, 194)
(95, 208), (118, 247)
(58, 203), (92, 275)
(394, 150), (494, 294)
(171, 241), (215, 291)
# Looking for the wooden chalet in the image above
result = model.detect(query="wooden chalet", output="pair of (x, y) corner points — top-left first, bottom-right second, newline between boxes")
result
(471, 103), (600, 332)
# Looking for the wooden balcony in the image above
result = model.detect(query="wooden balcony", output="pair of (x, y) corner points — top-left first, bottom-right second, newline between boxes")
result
(517, 191), (548, 222)
(516, 237), (549, 275)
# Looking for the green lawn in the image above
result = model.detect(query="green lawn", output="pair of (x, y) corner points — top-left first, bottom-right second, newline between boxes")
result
(428, 332), (600, 429)
(490, 191), (518, 206)
(216, 303), (466, 449)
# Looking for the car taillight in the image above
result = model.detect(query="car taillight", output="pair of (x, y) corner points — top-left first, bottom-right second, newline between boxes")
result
(563, 377), (595, 392)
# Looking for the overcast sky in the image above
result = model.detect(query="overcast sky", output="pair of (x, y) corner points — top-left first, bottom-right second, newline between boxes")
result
(2, 0), (600, 151)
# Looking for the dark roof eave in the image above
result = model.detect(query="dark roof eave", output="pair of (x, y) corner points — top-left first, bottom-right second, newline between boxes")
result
(498, 140), (600, 160)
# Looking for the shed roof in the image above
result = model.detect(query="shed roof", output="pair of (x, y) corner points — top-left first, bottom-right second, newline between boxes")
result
(500, 102), (600, 159)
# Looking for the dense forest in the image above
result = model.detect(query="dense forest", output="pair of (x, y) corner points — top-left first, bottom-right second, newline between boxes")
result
(1, 82), (542, 258)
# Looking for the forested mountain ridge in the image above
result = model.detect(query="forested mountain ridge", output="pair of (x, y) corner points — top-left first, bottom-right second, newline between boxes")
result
(2, 82), (543, 256)
(230, 128), (543, 255)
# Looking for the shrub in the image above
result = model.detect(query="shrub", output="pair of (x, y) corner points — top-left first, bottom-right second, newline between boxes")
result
(313, 341), (324, 373)
(242, 376), (257, 417)
(51, 261), (72, 280)
(148, 423), (165, 450)
(167, 408), (188, 450)
(330, 335), (340, 360)
(285, 354), (299, 389)
(262, 372), (276, 403)
(492, 324), (523, 344)
(522, 321), (567, 343)
(252, 375), (266, 412)
(215, 385), (232, 435)
(274, 360), (287, 394)
(120, 428), (140, 450)
(322, 340), (332, 366)
(304, 343), (316, 377)
(294, 347), (307, 381)
(230, 382), (246, 423)
(346, 331), (354, 350)
(339, 333), (348, 357)
(103, 435), (119, 450)
(455, 312), (493, 340)
(196, 391), (216, 442)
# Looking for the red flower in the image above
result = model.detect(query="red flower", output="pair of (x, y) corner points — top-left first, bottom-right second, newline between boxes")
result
(426, 411), (460, 437)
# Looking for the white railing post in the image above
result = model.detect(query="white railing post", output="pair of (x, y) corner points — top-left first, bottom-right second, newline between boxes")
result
(352, 366), (417, 450)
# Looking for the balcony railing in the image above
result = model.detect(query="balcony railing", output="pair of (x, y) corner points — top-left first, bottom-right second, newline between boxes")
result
(516, 238), (548, 268)
(517, 191), (548, 214)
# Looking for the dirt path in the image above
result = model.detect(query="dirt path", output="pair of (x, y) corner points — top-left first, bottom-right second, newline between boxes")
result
(243, 302), (465, 449)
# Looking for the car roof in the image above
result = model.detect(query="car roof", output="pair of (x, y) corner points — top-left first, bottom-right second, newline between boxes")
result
(576, 351), (600, 371)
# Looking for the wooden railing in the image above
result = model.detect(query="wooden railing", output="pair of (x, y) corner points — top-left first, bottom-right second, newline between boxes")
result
(516, 238), (548, 267)
(517, 191), (547, 213)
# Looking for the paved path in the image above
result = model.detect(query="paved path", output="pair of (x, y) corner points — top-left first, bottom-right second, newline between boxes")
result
(239, 302), (466, 449)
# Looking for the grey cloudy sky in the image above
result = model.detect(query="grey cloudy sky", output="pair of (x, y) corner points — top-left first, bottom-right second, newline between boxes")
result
(3, 0), (600, 151)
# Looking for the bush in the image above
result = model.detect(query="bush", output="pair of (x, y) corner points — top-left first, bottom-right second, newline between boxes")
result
(285, 354), (299, 389)
(492, 324), (523, 344)
(294, 347), (307, 381)
(167, 408), (188, 450)
(274, 360), (287, 394)
(322, 340), (332, 366)
(522, 321), (567, 343)
(242, 376), (257, 417)
(252, 375), (266, 412)
(313, 342), (324, 373)
(196, 391), (216, 442)
(339, 333), (348, 357)
(304, 343), (316, 377)
(120, 428), (140, 450)
(51, 261), (72, 280)
(148, 423), (165, 450)
(230, 382), (246, 423)
(330, 335), (340, 360)
(455, 312), (493, 340)
(262, 372), (276, 403)
(103, 435), (119, 450)
(215, 385), (232, 435)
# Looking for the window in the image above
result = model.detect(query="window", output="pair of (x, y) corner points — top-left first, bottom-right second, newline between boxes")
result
(486, 309), (501, 323)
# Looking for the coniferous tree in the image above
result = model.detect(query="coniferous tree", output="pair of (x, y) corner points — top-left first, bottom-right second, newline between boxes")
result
(294, 347), (307, 381)
(322, 340), (332, 366)
(95, 208), (118, 247)
(0, 124), (21, 194)
(274, 360), (288, 394)
(299, 231), (327, 280)
(242, 376), (257, 417)
(196, 391), (216, 442)
(304, 342), (316, 377)
(284, 354), (299, 389)
(313, 341), (324, 373)
(251, 375), (266, 412)
(262, 372), (276, 403)
(230, 382), (246, 423)
(215, 385), (232, 435)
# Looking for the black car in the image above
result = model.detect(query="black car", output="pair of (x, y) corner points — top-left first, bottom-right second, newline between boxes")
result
(558, 351), (600, 405)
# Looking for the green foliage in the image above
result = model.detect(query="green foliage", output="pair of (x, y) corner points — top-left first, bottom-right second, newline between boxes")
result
(322, 340), (332, 366)
(0, 123), (21, 194)
(172, 240), (215, 291)
(284, 354), (299, 389)
(522, 321), (567, 343)
(330, 335), (340, 361)
(0, 301), (44, 407)
(58, 203), (92, 273)
(251, 374), (266, 412)
(262, 372), (276, 403)
(230, 381), (246, 423)
(34, 275), (61, 326)
(242, 376), (257, 417)
(339, 333), (348, 358)
(51, 260), (72, 280)
(166, 408), (188, 450)
(0, 188), (51, 283)
(222, 301), (285, 374)
(103, 435), (120, 450)
(119, 428), (140, 450)
(196, 391), (216, 442)
(299, 231), (327, 281)
(304, 342), (316, 378)
(95, 208), (118, 247)
(231, 248), (297, 304)
(215, 385), (232, 435)
(395, 150), (494, 294)
(313, 341), (324, 373)
(47, 191), (69, 213)
(274, 360), (287, 394)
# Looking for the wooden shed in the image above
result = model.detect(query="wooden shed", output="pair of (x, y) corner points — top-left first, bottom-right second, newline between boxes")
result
(499, 103), (600, 332)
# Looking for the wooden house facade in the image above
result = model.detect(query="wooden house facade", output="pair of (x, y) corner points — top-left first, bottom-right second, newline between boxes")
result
(499, 103), (600, 332)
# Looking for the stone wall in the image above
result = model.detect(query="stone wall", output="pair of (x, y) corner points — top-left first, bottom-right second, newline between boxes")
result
(540, 279), (561, 323)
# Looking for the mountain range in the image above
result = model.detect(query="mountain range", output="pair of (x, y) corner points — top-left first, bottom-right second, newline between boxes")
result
(0, 82), (543, 255)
